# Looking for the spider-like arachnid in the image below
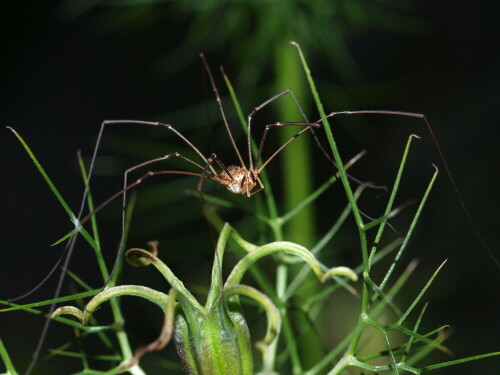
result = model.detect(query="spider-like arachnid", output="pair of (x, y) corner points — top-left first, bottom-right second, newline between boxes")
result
(17, 55), (324, 373)
(69, 53), (325, 276)
(73, 53), (325, 235)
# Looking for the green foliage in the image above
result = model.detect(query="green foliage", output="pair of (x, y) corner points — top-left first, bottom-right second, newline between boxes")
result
(2, 45), (498, 375)
(58, 0), (425, 266)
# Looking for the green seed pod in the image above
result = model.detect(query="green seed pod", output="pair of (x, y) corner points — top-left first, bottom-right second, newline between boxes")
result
(173, 296), (253, 375)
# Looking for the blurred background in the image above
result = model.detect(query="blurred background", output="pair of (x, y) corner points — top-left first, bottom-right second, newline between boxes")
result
(1, 1), (498, 374)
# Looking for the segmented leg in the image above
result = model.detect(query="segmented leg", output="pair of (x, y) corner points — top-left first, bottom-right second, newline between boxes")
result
(103, 152), (220, 287)
(246, 88), (331, 169)
(255, 122), (321, 172)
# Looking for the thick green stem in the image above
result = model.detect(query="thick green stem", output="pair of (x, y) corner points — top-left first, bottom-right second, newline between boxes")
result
(274, 42), (315, 248)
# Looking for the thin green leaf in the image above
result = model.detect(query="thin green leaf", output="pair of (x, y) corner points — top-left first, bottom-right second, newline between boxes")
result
(77, 152), (108, 281)
(0, 290), (99, 313)
(66, 269), (93, 291)
(205, 223), (232, 311)
(8, 127), (76, 223)
(402, 302), (428, 362)
(0, 339), (19, 375)
(397, 259), (447, 325)
(420, 352), (500, 372)
(370, 259), (419, 319)
(368, 135), (419, 267)
(290, 43), (364, 229)
(51, 227), (79, 246)
(279, 150), (365, 225)
(376, 165), (439, 299)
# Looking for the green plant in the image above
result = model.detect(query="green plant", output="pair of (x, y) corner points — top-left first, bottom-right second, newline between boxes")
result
(2, 43), (498, 375)
(59, 0), (424, 254)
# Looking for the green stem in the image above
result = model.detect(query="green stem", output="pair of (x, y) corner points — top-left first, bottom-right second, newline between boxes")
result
(290, 42), (371, 358)
(225, 242), (327, 288)
(274, 42), (315, 248)
(0, 339), (19, 375)
(367, 135), (419, 269)
(77, 153), (108, 281)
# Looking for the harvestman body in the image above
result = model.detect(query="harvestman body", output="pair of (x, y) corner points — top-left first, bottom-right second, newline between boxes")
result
(219, 165), (260, 195)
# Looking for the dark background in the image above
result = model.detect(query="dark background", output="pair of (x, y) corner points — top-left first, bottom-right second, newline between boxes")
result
(1, 1), (498, 374)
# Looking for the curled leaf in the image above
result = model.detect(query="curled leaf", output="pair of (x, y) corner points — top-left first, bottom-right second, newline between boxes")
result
(225, 241), (356, 289)
(320, 266), (358, 283)
(125, 248), (203, 312)
(127, 241), (160, 267)
(120, 289), (178, 371)
(51, 306), (84, 322)
(51, 285), (168, 325)
(126, 247), (154, 267)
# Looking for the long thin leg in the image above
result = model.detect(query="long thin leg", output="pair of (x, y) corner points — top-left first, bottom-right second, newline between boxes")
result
(104, 152), (220, 288)
(249, 186), (264, 197)
(25, 154), (214, 299)
(245, 89), (331, 170)
(254, 120), (391, 238)
(79, 119), (217, 232)
(83, 120), (216, 206)
(196, 152), (231, 220)
(19, 120), (211, 301)
(195, 153), (233, 248)
(322, 110), (499, 269)
(255, 122), (321, 173)
(243, 89), (384, 192)
(24, 220), (79, 375)
(23, 119), (219, 373)
(79, 162), (216, 228)
(199, 53), (246, 169)
(203, 152), (235, 184)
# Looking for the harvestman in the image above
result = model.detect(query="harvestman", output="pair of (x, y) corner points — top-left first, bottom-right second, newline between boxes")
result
(19, 52), (497, 375)
(19, 54), (328, 374)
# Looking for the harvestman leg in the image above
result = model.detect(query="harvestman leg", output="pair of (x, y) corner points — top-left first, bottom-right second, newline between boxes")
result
(22, 120), (217, 375)
(81, 153), (236, 229)
(245, 90), (383, 210)
(185, 152), (233, 243)
(254, 121), (321, 172)
(20, 120), (215, 297)
(253, 119), (391, 229)
(105, 152), (223, 287)
(80, 119), (217, 212)
(315, 110), (456, 232)
(200, 54), (246, 169)
(76, 120), (220, 285)
(321, 109), (496, 266)
(245, 89), (330, 168)
(245, 88), (384, 191)
(194, 153), (236, 249)
(103, 152), (239, 283)
(247, 89), (338, 186)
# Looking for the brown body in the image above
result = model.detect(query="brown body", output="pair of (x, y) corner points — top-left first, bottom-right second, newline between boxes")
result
(219, 165), (261, 197)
